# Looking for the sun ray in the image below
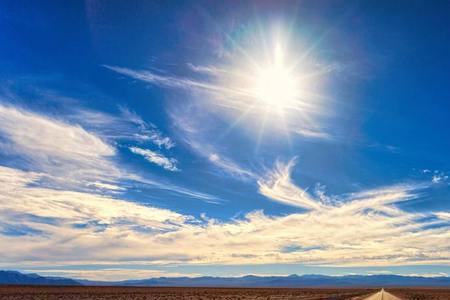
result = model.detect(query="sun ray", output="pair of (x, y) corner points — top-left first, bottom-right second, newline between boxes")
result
(200, 25), (331, 142)
(213, 100), (260, 143)
(254, 108), (270, 154)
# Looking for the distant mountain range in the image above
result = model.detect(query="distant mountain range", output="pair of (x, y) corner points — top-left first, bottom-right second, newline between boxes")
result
(1, 270), (450, 287)
(0, 270), (80, 286)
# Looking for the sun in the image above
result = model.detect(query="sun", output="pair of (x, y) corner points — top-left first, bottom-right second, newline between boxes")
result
(212, 33), (327, 141)
(250, 43), (300, 112)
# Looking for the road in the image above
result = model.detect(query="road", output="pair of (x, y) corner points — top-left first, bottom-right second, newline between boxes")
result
(363, 289), (401, 300)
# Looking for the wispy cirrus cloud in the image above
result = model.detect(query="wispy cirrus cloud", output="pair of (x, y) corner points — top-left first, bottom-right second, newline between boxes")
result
(130, 146), (179, 172)
(1, 163), (449, 280)
(257, 158), (430, 215)
(168, 105), (257, 181)
(294, 128), (333, 140)
(0, 101), (216, 201)
(258, 157), (322, 210)
(1, 93), (448, 281)
(208, 153), (256, 180)
(68, 106), (175, 149)
(103, 65), (236, 96)
(0, 105), (114, 160)
(105, 64), (332, 141)
(0, 103), (121, 189)
(119, 106), (175, 149)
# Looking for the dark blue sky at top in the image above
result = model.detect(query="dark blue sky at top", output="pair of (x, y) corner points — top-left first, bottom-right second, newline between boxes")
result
(1, 0), (450, 215)
(0, 0), (449, 278)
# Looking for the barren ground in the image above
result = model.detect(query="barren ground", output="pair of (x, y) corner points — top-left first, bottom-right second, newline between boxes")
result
(0, 286), (377, 300)
(386, 288), (450, 300)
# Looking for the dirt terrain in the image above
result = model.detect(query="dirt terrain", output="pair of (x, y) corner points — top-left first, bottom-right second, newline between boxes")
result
(0, 286), (377, 300)
(386, 288), (450, 300)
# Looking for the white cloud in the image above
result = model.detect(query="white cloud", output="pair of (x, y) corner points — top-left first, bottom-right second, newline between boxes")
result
(0, 103), (121, 188)
(0, 166), (186, 227)
(187, 63), (227, 75)
(295, 128), (332, 140)
(404, 272), (449, 278)
(0, 166), (190, 265)
(0, 104), (115, 160)
(0, 99), (446, 276)
(367, 270), (394, 275)
(104, 65), (232, 95)
(146, 131), (175, 150)
(89, 181), (126, 192)
(105, 64), (332, 141)
(130, 147), (179, 172)
(119, 106), (175, 149)
(69, 106), (175, 149)
(0, 102), (216, 201)
(418, 169), (448, 185)
(432, 175), (441, 184)
(208, 153), (256, 180)
(436, 212), (450, 220)
(1, 164), (449, 276)
(258, 158), (322, 210)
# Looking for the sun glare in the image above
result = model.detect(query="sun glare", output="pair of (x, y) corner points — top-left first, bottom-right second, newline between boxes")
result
(216, 34), (326, 140)
(251, 43), (300, 112)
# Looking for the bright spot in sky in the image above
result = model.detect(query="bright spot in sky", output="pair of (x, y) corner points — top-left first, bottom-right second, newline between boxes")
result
(214, 31), (328, 140)
(251, 43), (300, 112)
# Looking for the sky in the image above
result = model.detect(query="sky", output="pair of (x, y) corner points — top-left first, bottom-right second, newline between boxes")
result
(0, 0), (449, 281)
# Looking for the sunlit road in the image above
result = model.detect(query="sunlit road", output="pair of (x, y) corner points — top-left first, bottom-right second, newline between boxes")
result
(363, 289), (401, 300)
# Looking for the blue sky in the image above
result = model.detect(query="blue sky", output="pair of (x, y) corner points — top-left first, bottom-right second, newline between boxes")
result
(0, 1), (449, 281)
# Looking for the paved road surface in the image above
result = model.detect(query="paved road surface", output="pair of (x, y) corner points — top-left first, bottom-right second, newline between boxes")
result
(363, 289), (401, 300)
